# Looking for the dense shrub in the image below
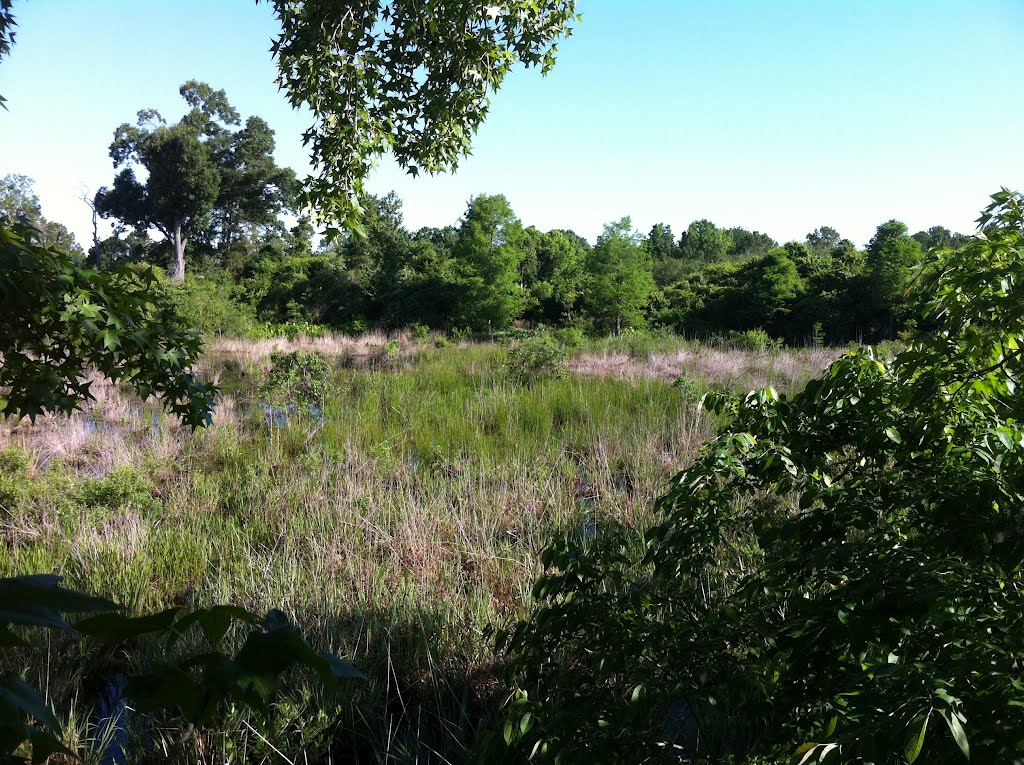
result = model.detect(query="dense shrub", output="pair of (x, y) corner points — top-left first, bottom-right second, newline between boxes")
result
(723, 328), (783, 352)
(258, 350), (333, 409)
(172, 275), (256, 338)
(507, 332), (567, 380)
(500, 190), (1024, 763)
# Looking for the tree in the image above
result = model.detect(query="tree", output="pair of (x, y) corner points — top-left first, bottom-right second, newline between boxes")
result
(805, 225), (841, 257)
(584, 217), (655, 334)
(265, 0), (579, 225)
(529, 229), (589, 324)
(726, 226), (778, 261)
(0, 223), (214, 426)
(208, 114), (297, 255)
(679, 218), (732, 267)
(502, 190), (1024, 763)
(95, 82), (294, 282)
(737, 247), (803, 334)
(913, 225), (971, 253)
(647, 222), (678, 261)
(453, 194), (528, 332)
(865, 219), (922, 337)
(0, 174), (82, 256)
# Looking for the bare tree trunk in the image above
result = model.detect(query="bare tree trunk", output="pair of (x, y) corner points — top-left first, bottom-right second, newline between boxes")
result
(79, 188), (102, 270)
(170, 222), (187, 282)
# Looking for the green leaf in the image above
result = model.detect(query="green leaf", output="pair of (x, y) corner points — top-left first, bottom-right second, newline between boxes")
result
(0, 675), (61, 732)
(76, 608), (180, 643)
(905, 712), (930, 763)
(0, 575), (121, 631)
(940, 709), (970, 760)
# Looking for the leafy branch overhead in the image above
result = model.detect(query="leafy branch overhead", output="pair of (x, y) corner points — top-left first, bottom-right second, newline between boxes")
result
(264, 0), (579, 228)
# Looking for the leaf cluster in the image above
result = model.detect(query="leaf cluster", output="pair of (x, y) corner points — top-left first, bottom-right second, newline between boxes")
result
(0, 575), (359, 762)
(0, 223), (215, 428)
(265, 0), (579, 227)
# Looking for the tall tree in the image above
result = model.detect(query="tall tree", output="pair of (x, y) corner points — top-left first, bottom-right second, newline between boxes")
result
(805, 225), (842, 257)
(647, 222), (678, 261)
(865, 219), (922, 338)
(453, 194), (527, 332)
(726, 226), (778, 261)
(95, 82), (293, 282)
(584, 217), (655, 334)
(528, 228), (588, 324)
(912, 225), (971, 253)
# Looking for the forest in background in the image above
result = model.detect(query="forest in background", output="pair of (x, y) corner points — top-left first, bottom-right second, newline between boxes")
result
(1, 84), (969, 347)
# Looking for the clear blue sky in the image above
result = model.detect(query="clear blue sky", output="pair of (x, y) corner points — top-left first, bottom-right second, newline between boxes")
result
(2, 0), (1023, 248)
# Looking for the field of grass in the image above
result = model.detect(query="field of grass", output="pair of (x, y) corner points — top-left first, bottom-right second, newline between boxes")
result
(0, 335), (836, 763)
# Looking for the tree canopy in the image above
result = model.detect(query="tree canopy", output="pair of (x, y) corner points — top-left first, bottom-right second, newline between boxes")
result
(95, 81), (295, 282)
(263, 0), (579, 227)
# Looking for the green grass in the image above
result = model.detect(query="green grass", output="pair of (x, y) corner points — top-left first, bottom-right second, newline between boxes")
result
(0, 340), (830, 763)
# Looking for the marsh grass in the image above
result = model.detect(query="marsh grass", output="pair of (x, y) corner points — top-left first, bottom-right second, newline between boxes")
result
(0, 337), (835, 762)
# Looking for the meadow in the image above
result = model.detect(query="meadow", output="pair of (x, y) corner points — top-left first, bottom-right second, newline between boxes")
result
(0, 333), (836, 763)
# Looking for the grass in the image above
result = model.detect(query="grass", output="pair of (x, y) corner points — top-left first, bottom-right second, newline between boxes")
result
(0, 336), (836, 763)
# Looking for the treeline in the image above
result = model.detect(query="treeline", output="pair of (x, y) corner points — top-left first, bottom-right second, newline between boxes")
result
(2, 78), (971, 346)
(2, 171), (971, 345)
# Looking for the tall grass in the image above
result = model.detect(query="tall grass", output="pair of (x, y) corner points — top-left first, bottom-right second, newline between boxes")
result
(0, 339), (834, 762)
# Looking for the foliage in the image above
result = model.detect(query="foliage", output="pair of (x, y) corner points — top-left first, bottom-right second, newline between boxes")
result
(248, 320), (330, 341)
(507, 331), (567, 380)
(500, 190), (1024, 763)
(265, 0), (579, 227)
(453, 194), (529, 332)
(0, 174), (82, 256)
(171, 274), (257, 339)
(723, 328), (783, 352)
(95, 82), (295, 281)
(584, 217), (655, 335)
(0, 223), (215, 428)
(670, 373), (703, 401)
(552, 326), (586, 350)
(0, 575), (359, 761)
(258, 350), (333, 409)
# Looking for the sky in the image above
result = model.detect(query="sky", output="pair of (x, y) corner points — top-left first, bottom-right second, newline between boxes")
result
(2, 0), (1023, 249)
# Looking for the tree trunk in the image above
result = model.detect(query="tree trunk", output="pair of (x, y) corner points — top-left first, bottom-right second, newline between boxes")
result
(170, 223), (187, 282)
(89, 205), (101, 270)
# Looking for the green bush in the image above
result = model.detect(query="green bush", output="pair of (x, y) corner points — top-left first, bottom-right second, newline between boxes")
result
(507, 332), (567, 380)
(670, 373), (703, 401)
(73, 466), (159, 513)
(552, 326), (586, 350)
(172, 275), (256, 338)
(724, 327), (783, 351)
(249, 321), (330, 341)
(409, 322), (431, 342)
(258, 350), (333, 410)
(501, 191), (1024, 763)
(0, 446), (33, 515)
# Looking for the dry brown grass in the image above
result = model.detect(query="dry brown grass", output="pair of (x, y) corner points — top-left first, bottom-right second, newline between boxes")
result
(568, 346), (840, 390)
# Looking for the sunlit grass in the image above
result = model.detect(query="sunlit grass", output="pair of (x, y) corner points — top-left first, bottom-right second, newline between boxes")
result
(0, 338), (836, 762)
